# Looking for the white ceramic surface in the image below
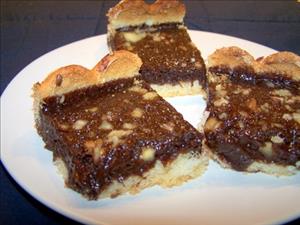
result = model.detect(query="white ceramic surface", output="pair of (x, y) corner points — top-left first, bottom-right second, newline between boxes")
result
(1, 31), (300, 225)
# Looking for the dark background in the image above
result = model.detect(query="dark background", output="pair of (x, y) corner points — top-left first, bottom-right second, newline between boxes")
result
(1, 1), (300, 224)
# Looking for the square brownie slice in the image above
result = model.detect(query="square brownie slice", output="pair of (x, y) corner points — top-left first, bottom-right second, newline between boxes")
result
(33, 51), (208, 200)
(203, 47), (300, 176)
(106, 0), (206, 97)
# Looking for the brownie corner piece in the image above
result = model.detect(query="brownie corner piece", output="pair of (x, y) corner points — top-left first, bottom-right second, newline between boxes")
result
(32, 50), (208, 200)
(106, 0), (206, 97)
(204, 46), (300, 176)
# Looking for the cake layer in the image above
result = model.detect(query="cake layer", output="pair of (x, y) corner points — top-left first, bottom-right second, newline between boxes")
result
(33, 51), (208, 199)
(204, 47), (300, 176)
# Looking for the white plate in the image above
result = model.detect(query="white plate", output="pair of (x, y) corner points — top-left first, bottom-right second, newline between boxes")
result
(1, 31), (300, 225)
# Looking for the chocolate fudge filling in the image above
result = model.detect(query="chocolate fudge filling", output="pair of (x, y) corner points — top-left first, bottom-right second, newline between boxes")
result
(209, 66), (300, 94)
(38, 77), (203, 199)
(205, 70), (300, 171)
(110, 23), (206, 86)
(116, 23), (182, 33)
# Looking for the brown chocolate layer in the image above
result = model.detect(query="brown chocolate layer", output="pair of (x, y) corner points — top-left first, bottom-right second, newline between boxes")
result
(110, 24), (206, 86)
(205, 71), (300, 171)
(116, 23), (182, 33)
(38, 77), (203, 199)
(209, 66), (300, 94)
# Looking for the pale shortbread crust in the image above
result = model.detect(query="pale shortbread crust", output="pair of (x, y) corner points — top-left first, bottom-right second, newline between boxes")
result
(55, 151), (208, 199)
(151, 80), (207, 98)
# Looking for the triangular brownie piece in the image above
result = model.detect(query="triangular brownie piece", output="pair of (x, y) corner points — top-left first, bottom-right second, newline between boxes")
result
(33, 51), (208, 199)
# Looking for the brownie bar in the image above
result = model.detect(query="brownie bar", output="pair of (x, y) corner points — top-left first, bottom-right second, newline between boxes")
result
(203, 47), (300, 176)
(107, 0), (206, 97)
(33, 51), (208, 200)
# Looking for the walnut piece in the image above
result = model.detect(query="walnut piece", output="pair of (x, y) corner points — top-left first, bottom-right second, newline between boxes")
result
(73, 120), (88, 130)
(131, 108), (144, 118)
(140, 147), (155, 162)
(143, 92), (158, 100)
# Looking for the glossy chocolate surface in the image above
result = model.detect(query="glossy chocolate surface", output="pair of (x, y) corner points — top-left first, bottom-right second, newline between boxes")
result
(205, 68), (300, 171)
(110, 23), (206, 86)
(38, 78), (203, 199)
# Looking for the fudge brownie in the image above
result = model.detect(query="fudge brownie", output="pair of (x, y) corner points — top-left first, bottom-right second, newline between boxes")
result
(204, 47), (300, 176)
(32, 51), (208, 200)
(203, 47), (300, 176)
(106, 0), (206, 97)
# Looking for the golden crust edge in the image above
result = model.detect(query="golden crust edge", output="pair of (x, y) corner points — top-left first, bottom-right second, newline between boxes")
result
(55, 150), (209, 200)
(107, 0), (186, 30)
(207, 46), (300, 81)
(32, 50), (142, 124)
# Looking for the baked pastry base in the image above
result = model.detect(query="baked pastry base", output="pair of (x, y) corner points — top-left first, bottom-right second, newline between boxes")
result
(55, 150), (208, 199)
(151, 80), (206, 98)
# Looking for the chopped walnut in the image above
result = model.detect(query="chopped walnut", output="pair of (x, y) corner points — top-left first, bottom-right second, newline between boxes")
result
(93, 146), (105, 162)
(161, 122), (175, 132)
(242, 89), (251, 95)
(271, 135), (284, 144)
(215, 84), (223, 91)
(140, 147), (155, 162)
(259, 142), (273, 158)
(273, 89), (292, 97)
(128, 85), (147, 94)
(218, 112), (228, 120)
(261, 103), (270, 113)
(59, 95), (65, 104)
(85, 107), (98, 113)
(292, 113), (300, 124)
(131, 108), (143, 118)
(122, 123), (136, 130)
(282, 113), (292, 121)
(73, 120), (88, 130)
(84, 139), (104, 162)
(214, 97), (229, 107)
(123, 32), (146, 43)
(99, 120), (113, 130)
(152, 33), (162, 42)
(143, 92), (158, 100)
(238, 121), (245, 129)
(107, 130), (133, 147)
(58, 123), (69, 131)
